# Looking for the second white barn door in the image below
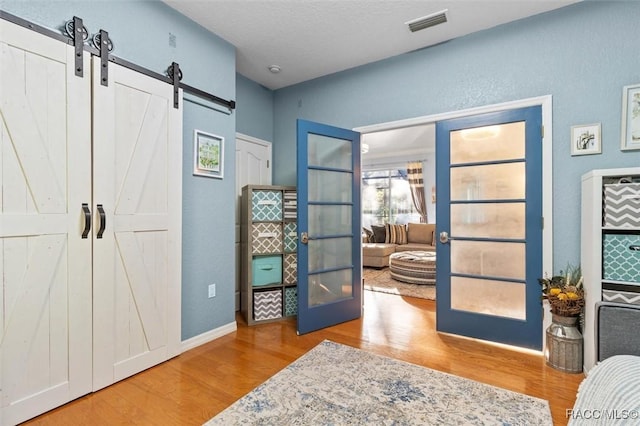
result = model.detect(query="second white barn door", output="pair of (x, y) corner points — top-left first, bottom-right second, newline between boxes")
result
(92, 57), (183, 391)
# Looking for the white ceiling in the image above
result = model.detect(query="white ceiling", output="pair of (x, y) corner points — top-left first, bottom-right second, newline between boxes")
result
(163, 0), (580, 90)
(361, 124), (435, 165)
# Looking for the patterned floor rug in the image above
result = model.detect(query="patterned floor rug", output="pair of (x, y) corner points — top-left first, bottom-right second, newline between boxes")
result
(205, 340), (552, 425)
(363, 267), (436, 300)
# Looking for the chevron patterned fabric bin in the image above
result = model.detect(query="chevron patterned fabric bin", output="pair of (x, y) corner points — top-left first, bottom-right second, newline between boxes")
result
(253, 289), (282, 321)
(603, 288), (640, 305)
(604, 183), (640, 228)
(603, 234), (640, 283)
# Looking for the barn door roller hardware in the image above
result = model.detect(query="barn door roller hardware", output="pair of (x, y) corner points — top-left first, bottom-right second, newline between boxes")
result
(167, 62), (182, 109)
(92, 29), (113, 86)
(1, 11), (236, 112)
(66, 16), (88, 77)
(165, 62), (236, 111)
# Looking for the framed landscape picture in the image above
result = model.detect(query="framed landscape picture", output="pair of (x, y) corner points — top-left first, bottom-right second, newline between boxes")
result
(193, 129), (224, 178)
(621, 83), (640, 151)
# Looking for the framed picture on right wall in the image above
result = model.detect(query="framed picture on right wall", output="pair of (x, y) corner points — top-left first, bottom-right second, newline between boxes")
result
(571, 123), (601, 156)
(621, 83), (640, 151)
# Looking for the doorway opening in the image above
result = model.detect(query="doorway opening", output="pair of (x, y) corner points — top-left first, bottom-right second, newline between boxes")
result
(355, 95), (554, 350)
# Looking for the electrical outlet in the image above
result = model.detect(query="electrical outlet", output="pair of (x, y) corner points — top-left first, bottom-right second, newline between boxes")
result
(208, 284), (216, 298)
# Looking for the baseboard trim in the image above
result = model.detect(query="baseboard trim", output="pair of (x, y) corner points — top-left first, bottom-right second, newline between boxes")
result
(180, 321), (237, 353)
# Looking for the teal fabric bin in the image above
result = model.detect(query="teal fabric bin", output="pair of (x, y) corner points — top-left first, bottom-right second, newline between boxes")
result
(284, 286), (297, 316)
(252, 190), (282, 221)
(284, 222), (297, 253)
(252, 255), (282, 286)
(603, 234), (640, 283)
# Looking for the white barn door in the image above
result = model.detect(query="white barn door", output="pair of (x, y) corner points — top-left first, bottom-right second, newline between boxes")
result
(0, 20), (92, 425)
(91, 58), (182, 390)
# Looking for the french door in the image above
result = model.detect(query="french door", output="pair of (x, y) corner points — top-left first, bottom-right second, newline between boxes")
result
(435, 106), (543, 350)
(1, 18), (182, 424)
(296, 119), (362, 334)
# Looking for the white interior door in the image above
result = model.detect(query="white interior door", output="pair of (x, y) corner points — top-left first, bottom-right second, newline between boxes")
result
(91, 57), (182, 390)
(235, 133), (271, 309)
(0, 20), (92, 425)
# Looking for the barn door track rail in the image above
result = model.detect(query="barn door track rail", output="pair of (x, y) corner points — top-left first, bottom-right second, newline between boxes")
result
(0, 10), (236, 111)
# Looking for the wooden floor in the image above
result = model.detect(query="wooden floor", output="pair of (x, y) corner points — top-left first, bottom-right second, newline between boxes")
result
(24, 291), (583, 425)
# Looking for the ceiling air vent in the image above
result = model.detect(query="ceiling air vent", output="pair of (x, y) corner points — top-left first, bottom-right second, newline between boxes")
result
(406, 9), (448, 33)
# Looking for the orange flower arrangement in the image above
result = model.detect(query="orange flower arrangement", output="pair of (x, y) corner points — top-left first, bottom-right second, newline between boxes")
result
(539, 264), (585, 317)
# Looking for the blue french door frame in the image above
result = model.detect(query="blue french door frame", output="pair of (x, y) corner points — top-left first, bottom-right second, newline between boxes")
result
(435, 106), (543, 350)
(296, 119), (362, 335)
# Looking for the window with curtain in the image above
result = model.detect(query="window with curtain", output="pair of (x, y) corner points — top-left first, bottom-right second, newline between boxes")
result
(362, 169), (420, 228)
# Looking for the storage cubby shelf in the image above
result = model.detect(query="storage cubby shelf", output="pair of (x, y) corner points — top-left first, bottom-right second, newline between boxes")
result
(241, 185), (297, 326)
(581, 167), (640, 372)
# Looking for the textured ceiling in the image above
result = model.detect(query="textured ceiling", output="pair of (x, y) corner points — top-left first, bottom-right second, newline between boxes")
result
(163, 0), (580, 90)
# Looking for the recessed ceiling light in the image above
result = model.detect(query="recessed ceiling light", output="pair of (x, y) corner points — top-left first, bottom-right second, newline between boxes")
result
(268, 65), (281, 73)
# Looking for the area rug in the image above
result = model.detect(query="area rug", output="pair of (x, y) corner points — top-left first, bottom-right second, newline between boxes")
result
(363, 267), (435, 300)
(205, 340), (552, 425)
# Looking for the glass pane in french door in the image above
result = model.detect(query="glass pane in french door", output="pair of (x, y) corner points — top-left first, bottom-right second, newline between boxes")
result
(308, 133), (352, 169)
(307, 134), (353, 308)
(449, 122), (526, 320)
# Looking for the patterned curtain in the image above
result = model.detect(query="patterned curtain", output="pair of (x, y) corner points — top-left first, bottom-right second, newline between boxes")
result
(407, 161), (428, 223)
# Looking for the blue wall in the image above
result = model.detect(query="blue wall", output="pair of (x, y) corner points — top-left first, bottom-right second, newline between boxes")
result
(4, 0), (639, 343)
(1, 1), (238, 340)
(236, 74), (275, 142)
(271, 1), (640, 271)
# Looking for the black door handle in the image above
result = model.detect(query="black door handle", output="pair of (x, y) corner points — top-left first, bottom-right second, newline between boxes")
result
(97, 204), (106, 239)
(81, 203), (91, 239)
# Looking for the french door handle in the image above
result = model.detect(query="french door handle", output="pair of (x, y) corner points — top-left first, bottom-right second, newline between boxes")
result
(439, 231), (450, 244)
(300, 232), (309, 244)
(96, 204), (106, 239)
(81, 203), (91, 239)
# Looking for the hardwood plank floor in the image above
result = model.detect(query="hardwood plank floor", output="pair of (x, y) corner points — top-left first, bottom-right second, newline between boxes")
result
(24, 291), (583, 425)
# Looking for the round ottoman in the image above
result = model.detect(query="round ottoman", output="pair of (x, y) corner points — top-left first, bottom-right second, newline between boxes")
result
(389, 251), (436, 285)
